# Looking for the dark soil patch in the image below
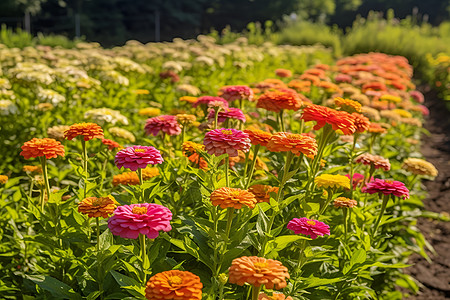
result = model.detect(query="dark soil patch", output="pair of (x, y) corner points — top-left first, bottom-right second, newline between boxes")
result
(405, 86), (450, 299)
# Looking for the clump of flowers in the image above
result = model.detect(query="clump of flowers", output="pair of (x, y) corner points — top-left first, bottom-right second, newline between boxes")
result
(144, 115), (182, 136)
(64, 123), (104, 141)
(109, 127), (136, 142)
(108, 203), (172, 239)
(256, 88), (303, 112)
(301, 104), (356, 135)
(402, 158), (438, 177)
(219, 85), (254, 102)
(145, 270), (203, 300)
(228, 256), (289, 289)
(203, 128), (251, 157)
(355, 153), (391, 171)
(84, 108), (128, 125)
(287, 217), (330, 239)
(363, 179), (409, 199)
(78, 196), (117, 218)
(333, 197), (358, 208)
(315, 174), (350, 190)
(266, 132), (318, 157)
(210, 187), (257, 209)
(248, 185), (279, 203)
(20, 138), (65, 159)
(114, 146), (163, 171)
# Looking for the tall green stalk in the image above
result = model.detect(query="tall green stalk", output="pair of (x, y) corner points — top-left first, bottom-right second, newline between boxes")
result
(39, 157), (51, 212)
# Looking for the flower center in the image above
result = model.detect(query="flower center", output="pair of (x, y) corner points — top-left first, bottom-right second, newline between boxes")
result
(253, 262), (268, 271)
(132, 206), (147, 215)
(307, 220), (316, 226)
(92, 198), (104, 206)
(221, 129), (233, 135)
(167, 275), (183, 286)
(385, 180), (394, 184)
(134, 149), (146, 153)
(287, 134), (302, 140)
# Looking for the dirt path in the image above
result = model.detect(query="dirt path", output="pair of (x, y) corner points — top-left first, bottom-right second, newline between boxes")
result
(405, 87), (450, 299)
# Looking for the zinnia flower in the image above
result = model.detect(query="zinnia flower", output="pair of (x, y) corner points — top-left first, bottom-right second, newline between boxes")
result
(256, 88), (303, 112)
(301, 104), (356, 135)
(0, 175), (8, 184)
(219, 85), (254, 102)
(78, 196), (117, 218)
(145, 115), (182, 136)
(363, 179), (409, 199)
(207, 107), (246, 123)
(115, 145), (163, 171)
(210, 187), (257, 209)
(64, 123), (104, 141)
(248, 185), (279, 203)
(139, 108), (161, 117)
(244, 129), (273, 147)
(112, 172), (140, 186)
(84, 108), (128, 125)
(350, 113), (371, 133)
(355, 153), (391, 171)
(259, 293), (293, 300)
(287, 217), (330, 239)
(333, 197), (358, 208)
(108, 203), (172, 239)
(22, 165), (43, 174)
(142, 166), (160, 180)
(334, 97), (362, 113)
(20, 138), (65, 159)
(402, 158), (438, 177)
(314, 174), (350, 190)
(176, 114), (197, 126)
(345, 173), (366, 189)
(192, 96), (228, 108)
(102, 139), (121, 151)
(180, 96), (198, 104)
(275, 69), (293, 78)
(266, 132), (317, 157)
(145, 270), (203, 300)
(47, 125), (70, 141)
(203, 128), (251, 157)
(109, 127), (136, 142)
(228, 256), (289, 289)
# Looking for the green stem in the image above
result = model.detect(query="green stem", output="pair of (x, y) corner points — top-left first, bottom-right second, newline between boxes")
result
(139, 234), (148, 283)
(278, 109), (286, 132)
(137, 168), (144, 203)
(244, 145), (261, 189)
(81, 139), (88, 198)
(371, 194), (390, 241)
(214, 108), (220, 130)
(343, 208), (348, 243)
(96, 217), (100, 252)
(39, 157), (50, 212)
(349, 135), (358, 199)
(318, 187), (334, 216)
(225, 155), (230, 187)
(224, 208), (234, 243)
(251, 285), (261, 300)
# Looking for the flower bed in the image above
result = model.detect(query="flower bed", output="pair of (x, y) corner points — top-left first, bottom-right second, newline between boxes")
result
(0, 39), (438, 299)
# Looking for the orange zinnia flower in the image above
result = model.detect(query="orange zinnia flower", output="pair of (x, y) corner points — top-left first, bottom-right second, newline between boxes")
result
(243, 129), (273, 147)
(145, 270), (203, 300)
(275, 68), (292, 78)
(22, 165), (43, 174)
(368, 123), (387, 134)
(20, 138), (65, 159)
(259, 292), (293, 300)
(256, 89), (303, 113)
(112, 172), (140, 186)
(350, 113), (370, 133)
(333, 197), (358, 208)
(301, 104), (356, 135)
(64, 122), (104, 141)
(248, 184), (279, 203)
(228, 256), (289, 289)
(0, 175), (8, 184)
(210, 187), (257, 209)
(78, 196), (117, 218)
(334, 97), (362, 113)
(266, 132), (318, 157)
(102, 138), (121, 150)
(142, 166), (160, 180)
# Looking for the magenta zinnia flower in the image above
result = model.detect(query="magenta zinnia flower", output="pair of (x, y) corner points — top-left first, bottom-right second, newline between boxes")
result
(363, 178), (409, 199)
(345, 173), (372, 189)
(144, 115), (182, 136)
(192, 96), (228, 108)
(219, 85), (254, 102)
(207, 107), (246, 123)
(203, 128), (251, 157)
(287, 217), (330, 239)
(115, 145), (163, 171)
(108, 203), (172, 239)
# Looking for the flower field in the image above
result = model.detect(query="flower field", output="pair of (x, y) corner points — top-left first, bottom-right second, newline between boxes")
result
(0, 38), (439, 299)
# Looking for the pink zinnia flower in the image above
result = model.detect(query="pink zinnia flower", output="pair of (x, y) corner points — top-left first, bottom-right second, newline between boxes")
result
(144, 115), (182, 136)
(108, 203), (172, 239)
(417, 104), (429, 116)
(334, 74), (352, 83)
(115, 145), (163, 171)
(287, 217), (330, 239)
(207, 107), (246, 123)
(192, 96), (228, 108)
(409, 90), (424, 103)
(219, 85), (254, 102)
(363, 178), (409, 199)
(203, 128), (251, 157)
(355, 153), (391, 171)
(345, 173), (372, 189)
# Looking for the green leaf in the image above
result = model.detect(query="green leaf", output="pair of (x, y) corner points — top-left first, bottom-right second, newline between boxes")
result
(256, 206), (270, 237)
(110, 270), (140, 287)
(26, 275), (82, 300)
(99, 228), (113, 251)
